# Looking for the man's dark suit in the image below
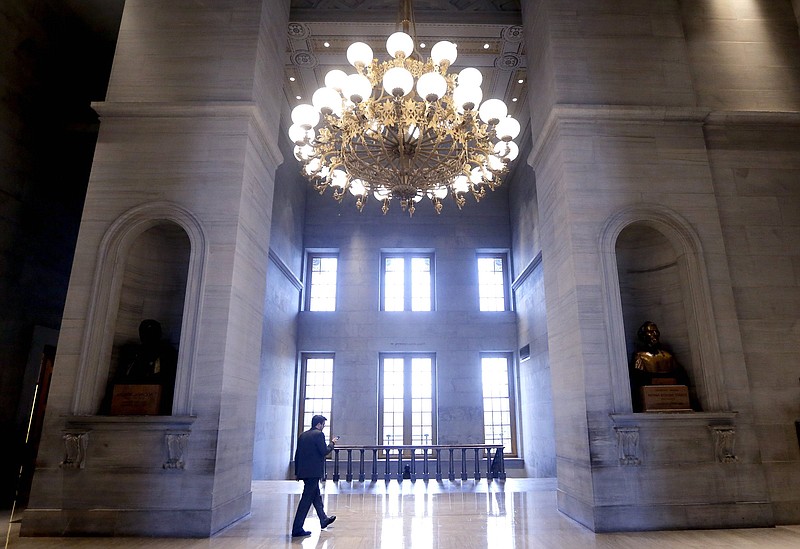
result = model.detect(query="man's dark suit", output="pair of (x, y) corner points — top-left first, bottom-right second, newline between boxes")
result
(291, 427), (334, 534)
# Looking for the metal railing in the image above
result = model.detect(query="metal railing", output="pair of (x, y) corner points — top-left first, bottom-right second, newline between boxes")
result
(327, 444), (506, 482)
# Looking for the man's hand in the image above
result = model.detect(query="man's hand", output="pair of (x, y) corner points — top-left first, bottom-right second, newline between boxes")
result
(332, 435), (340, 443)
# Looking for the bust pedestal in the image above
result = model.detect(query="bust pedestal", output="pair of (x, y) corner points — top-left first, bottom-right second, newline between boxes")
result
(640, 385), (691, 412)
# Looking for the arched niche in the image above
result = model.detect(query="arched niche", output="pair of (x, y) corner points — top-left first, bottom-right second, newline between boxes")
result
(72, 202), (206, 416)
(600, 205), (728, 413)
(615, 223), (696, 408)
(105, 222), (190, 413)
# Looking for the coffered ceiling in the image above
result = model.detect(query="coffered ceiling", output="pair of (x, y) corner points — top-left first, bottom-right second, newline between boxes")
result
(285, 0), (528, 123)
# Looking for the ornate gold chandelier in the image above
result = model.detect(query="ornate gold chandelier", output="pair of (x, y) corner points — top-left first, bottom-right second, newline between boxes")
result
(288, 0), (521, 216)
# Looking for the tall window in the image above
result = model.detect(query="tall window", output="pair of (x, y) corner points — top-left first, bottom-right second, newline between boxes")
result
(298, 354), (334, 441)
(306, 253), (338, 311)
(381, 253), (434, 311)
(477, 254), (509, 311)
(481, 354), (516, 455)
(380, 354), (436, 446)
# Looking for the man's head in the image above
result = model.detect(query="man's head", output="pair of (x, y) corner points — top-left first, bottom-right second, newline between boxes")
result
(637, 321), (660, 348)
(311, 414), (327, 431)
(139, 319), (162, 345)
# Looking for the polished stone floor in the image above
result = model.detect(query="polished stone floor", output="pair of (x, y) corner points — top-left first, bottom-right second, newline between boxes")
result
(5, 478), (800, 548)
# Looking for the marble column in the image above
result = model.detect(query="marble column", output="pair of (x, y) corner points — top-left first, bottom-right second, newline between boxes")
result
(22, 0), (289, 537)
(521, 0), (773, 532)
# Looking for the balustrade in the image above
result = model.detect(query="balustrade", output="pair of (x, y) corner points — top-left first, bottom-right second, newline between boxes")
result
(328, 444), (505, 482)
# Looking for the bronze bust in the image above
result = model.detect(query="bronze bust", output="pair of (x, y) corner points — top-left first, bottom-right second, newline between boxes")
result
(629, 321), (690, 411)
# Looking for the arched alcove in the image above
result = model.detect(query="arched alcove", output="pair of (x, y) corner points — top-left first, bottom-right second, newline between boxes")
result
(615, 223), (697, 408)
(71, 202), (206, 417)
(105, 222), (191, 414)
(600, 205), (727, 413)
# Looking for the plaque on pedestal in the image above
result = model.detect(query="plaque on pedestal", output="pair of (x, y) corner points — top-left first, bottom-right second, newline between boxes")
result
(110, 384), (162, 415)
(641, 385), (691, 412)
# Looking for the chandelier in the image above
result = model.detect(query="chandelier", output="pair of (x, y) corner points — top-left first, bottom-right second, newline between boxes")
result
(288, 0), (521, 216)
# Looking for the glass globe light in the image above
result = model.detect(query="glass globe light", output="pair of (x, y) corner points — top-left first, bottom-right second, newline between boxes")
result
(312, 87), (343, 116)
(386, 32), (414, 58)
(383, 67), (414, 97)
(349, 178), (366, 196)
(346, 42), (373, 68)
(291, 104), (319, 129)
(373, 185), (391, 200)
(344, 73), (373, 103)
(458, 67), (482, 88)
(330, 169), (347, 188)
(487, 154), (505, 171)
(288, 123), (313, 145)
(324, 69), (348, 92)
(452, 175), (470, 193)
(478, 98), (508, 125)
(304, 158), (322, 175)
(299, 144), (315, 160)
(494, 140), (519, 161)
(470, 166), (486, 184)
(495, 116), (521, 141)
(428, 186), (448, 199)
(452, 86), (482, 113)
(431, 41), (457, 66)
(417, 72), (447, 102)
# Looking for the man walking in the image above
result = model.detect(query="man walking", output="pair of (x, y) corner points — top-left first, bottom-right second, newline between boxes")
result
(291, 414), (338, 537)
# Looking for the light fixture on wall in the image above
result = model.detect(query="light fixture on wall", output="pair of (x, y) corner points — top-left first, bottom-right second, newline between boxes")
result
(287, 0), (520, 216)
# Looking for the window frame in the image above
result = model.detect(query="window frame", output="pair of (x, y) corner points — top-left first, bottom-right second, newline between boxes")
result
(378, 353), (437, 447)
(304, 251), (339, 312)
(297, 353), (335, 443)
(476, 251), (511, 312)
(380, 251), (436, 312)
(480, 352), (518, 456)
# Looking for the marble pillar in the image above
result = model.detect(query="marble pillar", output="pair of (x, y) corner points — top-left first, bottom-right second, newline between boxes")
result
(22, 0), (289, 537)
(521, 0), (778, 532)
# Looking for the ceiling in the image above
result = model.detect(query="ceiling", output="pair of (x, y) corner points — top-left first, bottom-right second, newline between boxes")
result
(61, 0), (529, 160)
(286, 0), (528, 123)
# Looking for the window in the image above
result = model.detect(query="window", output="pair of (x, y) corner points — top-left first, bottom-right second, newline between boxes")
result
(379, 354), (436, 446)
(477, 254), (509, 311)
(306, 253), (338, 311)
(481, 354), (516, 455)
(381, 253), (434, 311)
(298, 354), (334, 441)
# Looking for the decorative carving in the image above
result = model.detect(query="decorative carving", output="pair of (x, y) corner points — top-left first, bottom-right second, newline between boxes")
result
(614, 426), (641, 466)
(164, 431), (189, 469)
(291, 50), (318, 68)
(709, 425), (738, 463)
(287, 22), (309, 40)
(502, 25), (523, 43)
(494, 53), (521, 70)
(61, 431), (89, 469)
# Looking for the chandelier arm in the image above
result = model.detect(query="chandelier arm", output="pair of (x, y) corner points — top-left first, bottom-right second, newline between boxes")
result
(288, 0), (516, 215)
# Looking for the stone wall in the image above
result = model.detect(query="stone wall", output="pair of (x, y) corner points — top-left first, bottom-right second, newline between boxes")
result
(508, 156), (556, 477)
(297, 182), (518, 449)
(522, 0), (800, 531)
(252, 135), (307, 480)
(706, 114), (800, 524)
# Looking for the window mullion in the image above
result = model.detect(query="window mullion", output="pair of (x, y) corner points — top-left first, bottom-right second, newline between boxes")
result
(403, 357), (412, 445)
(404, 255), (412, 311)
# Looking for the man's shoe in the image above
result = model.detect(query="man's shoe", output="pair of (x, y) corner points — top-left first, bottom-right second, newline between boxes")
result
(291, 529), (311, 537)
(321, 515), (337, 529)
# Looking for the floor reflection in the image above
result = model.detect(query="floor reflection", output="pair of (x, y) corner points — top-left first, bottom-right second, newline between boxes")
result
(4, 479), (800, 549)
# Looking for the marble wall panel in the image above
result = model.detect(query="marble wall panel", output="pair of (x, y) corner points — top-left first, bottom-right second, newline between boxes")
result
(108, 0), (265, 102)
(681, 0), (800, 111)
